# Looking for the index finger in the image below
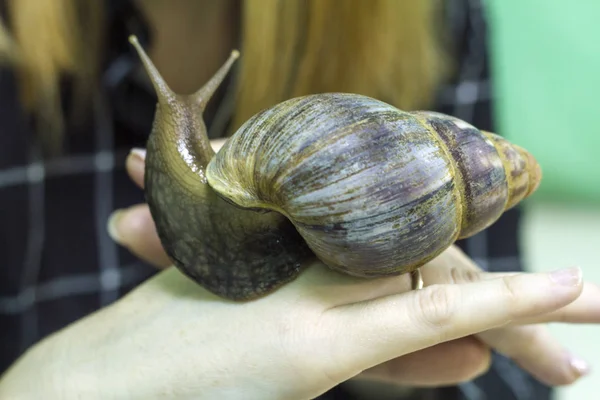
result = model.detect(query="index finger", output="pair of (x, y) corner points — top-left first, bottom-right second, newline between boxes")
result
(320, 267), (583, 379)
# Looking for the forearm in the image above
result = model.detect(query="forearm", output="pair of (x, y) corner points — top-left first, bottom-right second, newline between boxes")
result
(0, 336), (70, 399)
(0, 306), (114, 400)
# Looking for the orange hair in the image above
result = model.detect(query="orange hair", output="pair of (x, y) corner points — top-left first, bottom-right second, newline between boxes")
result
(0, 0), (452, 151)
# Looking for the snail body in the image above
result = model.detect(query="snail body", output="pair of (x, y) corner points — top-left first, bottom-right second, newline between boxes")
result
(129, 36), (541, 301)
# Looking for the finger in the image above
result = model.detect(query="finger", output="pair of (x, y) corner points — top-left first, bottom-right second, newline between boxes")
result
(209, 138), (228, 152)
(125, 139), (228, 190)
(295, 245), (472, 306)
(324, 267), (584, 379)
(126, 148), (146, 189)
(479, 325), (590, 385)
(107, 203), (172, 268)
(421, 259), (600, 326)
(418, 245), (488, 286)
(424, 261), (595, 384)
(361, 336), (491, 387)
(462, 272), (600, 325)
(293, 264), (413, 306)
(515, 281), (600, 324)
(432, 244), (481, 271)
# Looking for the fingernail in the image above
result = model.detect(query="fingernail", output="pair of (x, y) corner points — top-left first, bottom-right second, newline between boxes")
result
(570, 355), (591, 377)
(549, 266), (582, 286)
(130, 148), (146, 161)
(107, 209), (125, 243)
(127, 148), (146, 170)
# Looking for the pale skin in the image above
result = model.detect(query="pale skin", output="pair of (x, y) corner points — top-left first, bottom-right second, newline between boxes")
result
(1, 142), (600, 399)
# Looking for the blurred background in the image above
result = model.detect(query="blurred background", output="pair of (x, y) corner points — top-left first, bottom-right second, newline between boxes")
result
(488, 1), (600, 399)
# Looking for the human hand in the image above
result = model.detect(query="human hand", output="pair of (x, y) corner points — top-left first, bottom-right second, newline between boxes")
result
(106, 143), (600, 390)
(1, 242), (595, 399)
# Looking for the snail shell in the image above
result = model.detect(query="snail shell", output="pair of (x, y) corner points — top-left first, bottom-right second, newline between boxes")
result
(207, 96), (541, 278)
(129, 36), (541, 301)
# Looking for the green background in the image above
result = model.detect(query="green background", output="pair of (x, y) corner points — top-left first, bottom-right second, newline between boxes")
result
(486, 1), (600, 204)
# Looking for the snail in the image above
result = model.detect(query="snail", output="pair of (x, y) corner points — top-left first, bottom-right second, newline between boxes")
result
(128, 35), (542, 302)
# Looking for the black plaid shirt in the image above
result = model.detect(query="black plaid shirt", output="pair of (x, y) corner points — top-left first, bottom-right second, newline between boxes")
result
(0, 1), (553, 399)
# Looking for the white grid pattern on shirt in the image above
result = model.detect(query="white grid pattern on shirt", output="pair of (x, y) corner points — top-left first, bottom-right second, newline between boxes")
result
(0, 150), (130, 190)
(1, 106), (139, 355)
(19, 143), (46, 352)
(93, 92), (121, 306)
(0, 262), (150, 315)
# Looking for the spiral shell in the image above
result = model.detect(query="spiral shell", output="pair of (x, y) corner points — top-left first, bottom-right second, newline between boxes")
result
(207, 93), (540, 278)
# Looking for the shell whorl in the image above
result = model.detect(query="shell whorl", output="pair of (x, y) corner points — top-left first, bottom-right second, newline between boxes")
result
(207, 94), (541, 278)
(411, 111), (541, 238)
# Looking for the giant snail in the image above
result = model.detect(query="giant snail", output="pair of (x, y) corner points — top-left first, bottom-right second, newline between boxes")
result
(128, 35), (541, 302)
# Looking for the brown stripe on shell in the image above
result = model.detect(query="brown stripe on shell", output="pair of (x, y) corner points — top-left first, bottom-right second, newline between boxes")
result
(294, 179), (459, 277)
(412, 111), (509, 239)
(513, 144), (543, 198)
(482, 131), (530, 210)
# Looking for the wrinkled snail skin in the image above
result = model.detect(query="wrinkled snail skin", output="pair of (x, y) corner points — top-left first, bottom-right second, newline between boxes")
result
(129, 35), (542, 302)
